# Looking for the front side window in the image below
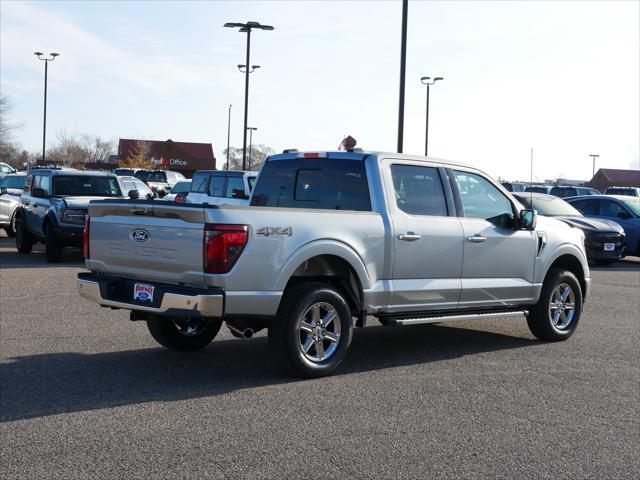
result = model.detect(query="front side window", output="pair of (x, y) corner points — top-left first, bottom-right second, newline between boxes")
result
(600, 200), (628, 217)
(251, 158), (370, 211)
(391, 165), (447, 216)
(33, 175), (50, 196)
(570, 199), (599, 216)
(191, 173), (209, 193)
(53, 176), (122, 197)
(454, 170), (514, 228)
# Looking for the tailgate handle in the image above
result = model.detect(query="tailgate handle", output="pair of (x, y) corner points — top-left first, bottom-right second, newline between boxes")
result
(129, 206), (151, 215)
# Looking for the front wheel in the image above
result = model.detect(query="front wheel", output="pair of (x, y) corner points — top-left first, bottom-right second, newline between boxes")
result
(45, 225), (62, 263)
(4, 212), (17, 237)
(146, 315), (222, 351)
(15, 216), (34, 254)
(269, 282), (354, 378)
(527, 269), (582, 341)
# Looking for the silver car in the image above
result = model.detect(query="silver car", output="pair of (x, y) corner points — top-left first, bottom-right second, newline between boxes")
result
(0, 172), (26, 236)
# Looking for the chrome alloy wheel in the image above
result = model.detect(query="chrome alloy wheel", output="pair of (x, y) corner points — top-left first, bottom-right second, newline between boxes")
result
(549, 283), (576, 330)
(297, 302), (341, 362)
(172, 318), (210, 336)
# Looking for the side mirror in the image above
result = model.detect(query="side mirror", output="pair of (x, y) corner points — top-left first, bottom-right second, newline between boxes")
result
(156, 189), (166, 198)
(32, 187), (46, 198)
(0, 187), (6, 195)
(232, 188), (248, 200)
(128, 189), (140, 200)
(519, 209), (537, 230)
(617, 211), (631, 219)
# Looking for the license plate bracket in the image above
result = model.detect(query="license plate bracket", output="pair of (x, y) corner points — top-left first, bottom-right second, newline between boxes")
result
(603, 243), (615, 252)
(134, 283), (155, 302)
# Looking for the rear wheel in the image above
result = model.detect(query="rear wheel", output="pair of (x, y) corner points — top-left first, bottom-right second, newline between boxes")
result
(269, 282), (353, 378)
(15, 216), (34, 254)
(4, 212), (17, 237)
(45, 225), (62, 263)
(146, 315), (222, 351)
(528, 269), (582, 341)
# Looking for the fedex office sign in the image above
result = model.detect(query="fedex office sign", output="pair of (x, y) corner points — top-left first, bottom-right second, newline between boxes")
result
(150, 157), (188, 167)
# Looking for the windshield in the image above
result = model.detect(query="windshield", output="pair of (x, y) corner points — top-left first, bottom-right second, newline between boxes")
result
(53, 176), (122, 197)
(0, 175), (25, 190)
(171, 180), (191, 194)
(135, 170), (167, 183)
(619, 197), (640, 216)
(114, 168), (136, 176)
(516, 194), (582, 217)
(606, 188), (637, 196)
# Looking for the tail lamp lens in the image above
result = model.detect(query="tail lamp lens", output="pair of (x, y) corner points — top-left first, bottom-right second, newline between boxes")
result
(204, 224), (248, 274)
(83, 216), (90, 259)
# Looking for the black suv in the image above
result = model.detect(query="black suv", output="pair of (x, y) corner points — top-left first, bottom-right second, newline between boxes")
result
(15, 167), (123, 262)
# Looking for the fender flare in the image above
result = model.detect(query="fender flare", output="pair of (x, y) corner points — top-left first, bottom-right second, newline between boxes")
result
(43, 209), (60, 231)
(274, 239), (372, 292)
(540, 243), (589, 281)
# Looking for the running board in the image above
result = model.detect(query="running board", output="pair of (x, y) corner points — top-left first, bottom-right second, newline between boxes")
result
(385, 310), (528, 326)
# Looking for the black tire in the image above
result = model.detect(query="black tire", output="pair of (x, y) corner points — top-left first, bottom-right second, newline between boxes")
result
(4, 212), (17, 237)
(45, 225), (62, 263)
(594, 259), (616, 266)
(146, 315), (222, 351)
(269, 281), (354, 378)
(527, 269), (582, 341)
(15, 216), (34, 254)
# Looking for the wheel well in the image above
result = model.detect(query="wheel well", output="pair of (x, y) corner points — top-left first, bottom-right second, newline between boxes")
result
(284, 255), (364, 320)
(547, 254), (586, 295)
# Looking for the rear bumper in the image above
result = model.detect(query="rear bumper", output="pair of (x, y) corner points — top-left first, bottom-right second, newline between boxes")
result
(77, 272), (224, 318)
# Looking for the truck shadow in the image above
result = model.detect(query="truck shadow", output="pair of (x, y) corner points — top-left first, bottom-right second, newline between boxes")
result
(1, 323), (538, 422)
(0, 242), (84, 269)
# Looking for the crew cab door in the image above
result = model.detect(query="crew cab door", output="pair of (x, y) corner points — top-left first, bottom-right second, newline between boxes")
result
(382, 160), (463, 312)
(450, 169), (536, 308)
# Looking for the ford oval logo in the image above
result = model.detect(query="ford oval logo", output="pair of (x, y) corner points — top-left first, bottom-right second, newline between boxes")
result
(131, 229), (150, 242)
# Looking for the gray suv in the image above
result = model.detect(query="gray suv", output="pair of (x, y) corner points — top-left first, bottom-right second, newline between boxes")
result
(15, 167), (123, 262)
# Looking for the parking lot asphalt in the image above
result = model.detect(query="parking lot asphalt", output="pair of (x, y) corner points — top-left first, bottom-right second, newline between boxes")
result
(1, 232), (638, 479)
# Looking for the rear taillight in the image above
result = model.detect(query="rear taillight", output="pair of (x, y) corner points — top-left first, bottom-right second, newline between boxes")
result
(175, 193), (186, 203)
(83, 216), (90, 259)
(204, 224), (248, 274)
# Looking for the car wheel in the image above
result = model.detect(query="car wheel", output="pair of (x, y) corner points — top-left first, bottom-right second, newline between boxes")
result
(527, 269), (582, 341)
(4, 212), (17, 237)
(15, 216), (34, 254)
(45, 225), (62, 263)
(269, 281), (354, 378)
(146, 315), (222, 351)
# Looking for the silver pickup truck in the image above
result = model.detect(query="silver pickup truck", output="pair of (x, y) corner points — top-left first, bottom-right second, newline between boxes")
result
(78, 151), (590, 377)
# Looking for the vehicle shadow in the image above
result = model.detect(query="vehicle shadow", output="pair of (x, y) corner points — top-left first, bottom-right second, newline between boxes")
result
(0, 240), (84, 269)
(589, 257), (640, 272)
(1, 323), (538, 422)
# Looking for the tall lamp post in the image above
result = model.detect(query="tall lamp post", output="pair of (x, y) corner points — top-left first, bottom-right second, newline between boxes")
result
(397, 0), (408, 153)
(34, 52), (60, 167)
(420, 76), (443, 156)
(226, 104), (232, 170)
(589, 154), (599, 178)
(224, 21), (274, 171)
(247, 127), (257, 170)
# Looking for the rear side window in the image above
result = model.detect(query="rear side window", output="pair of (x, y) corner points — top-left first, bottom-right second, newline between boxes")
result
(225, 177), (245, 198)
(208, 176), (225, 197)
(251, 158), (371, 211)
(570, 198), (599, 215)
(550, 187), (576, 198)
(391, 165), (448, 216)
(191, 173), (209, 193)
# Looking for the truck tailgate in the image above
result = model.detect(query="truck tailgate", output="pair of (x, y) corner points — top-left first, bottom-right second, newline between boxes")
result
(86, 201), (206, 287)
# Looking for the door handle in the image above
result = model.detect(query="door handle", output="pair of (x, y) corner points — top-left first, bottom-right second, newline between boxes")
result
(398, 232), (421, 241)
(467, 235), (487, 243)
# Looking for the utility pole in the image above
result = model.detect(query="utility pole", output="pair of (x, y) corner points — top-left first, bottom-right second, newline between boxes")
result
(34, 52), (60, 167)
(397, 0), (408, 153)
(226, 104), (232, 170)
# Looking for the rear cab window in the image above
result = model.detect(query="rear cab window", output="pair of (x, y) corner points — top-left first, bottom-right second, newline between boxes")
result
(251, 157), (371, 211)
(390, 164), (448, 216)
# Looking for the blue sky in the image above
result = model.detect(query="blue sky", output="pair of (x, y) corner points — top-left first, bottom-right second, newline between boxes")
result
(1, 0), (638, 181)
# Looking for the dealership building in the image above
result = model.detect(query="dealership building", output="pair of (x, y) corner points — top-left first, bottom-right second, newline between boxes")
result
(117, 138), (216, 177)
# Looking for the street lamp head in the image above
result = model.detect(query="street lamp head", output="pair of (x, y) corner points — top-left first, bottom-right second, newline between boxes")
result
(434, 76), (444, 81)
(225, 21), (275, 32)
(34, 51), (44, 56)
(251, 65), (260, 70)
(50, 52), (60, 57)
(420, 76), (431, 83)
(224, 22), (245, 28)
(238, 64), (245, 69)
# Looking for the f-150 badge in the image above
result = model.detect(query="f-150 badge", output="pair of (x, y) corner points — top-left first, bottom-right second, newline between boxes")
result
(256, 226), (292, 237)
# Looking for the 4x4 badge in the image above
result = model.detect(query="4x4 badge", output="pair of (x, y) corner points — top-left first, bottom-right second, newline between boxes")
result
(131, 229), (150, 242)
(256, 226), (292, 237)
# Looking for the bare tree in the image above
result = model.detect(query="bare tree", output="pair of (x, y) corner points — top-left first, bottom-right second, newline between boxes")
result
(82, 134), (115, 163)
(0, 95), (25, 166)
(222, 145), (273, 171)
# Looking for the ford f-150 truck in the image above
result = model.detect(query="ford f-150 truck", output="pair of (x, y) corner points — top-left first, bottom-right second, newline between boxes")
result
(77, 151), (590, 377)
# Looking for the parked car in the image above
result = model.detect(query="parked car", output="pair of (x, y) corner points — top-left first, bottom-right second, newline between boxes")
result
(500, 181), (528, 192)
(186, 170), (257, 205)
(604, 186), (640, 197)
(160, 179), (191, 202)
(525, 185), (553, 194)
(15, 167), (124, 262)
(78, 151), (590, 378)
(549, 186), (600, 198)
(113, 168), (142, 177)
(566, 195), (640, 256)
(0, 162), (17, 179)
(0, 172), (27, 236)
(514, 192), (626, 264)
(134, 169), (185, 195)
(118, 176), (155, 200)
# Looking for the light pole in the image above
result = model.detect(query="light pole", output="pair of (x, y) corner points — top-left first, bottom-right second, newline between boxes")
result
(226, 104), (232, 170)
(224, 21), (274, 171)
(420, 76), (443, 156)
(589, 154), (599, 177)
(34, 52), (60, 167)
(397, 0), (408, 153)
(247, 127), (257, 170)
